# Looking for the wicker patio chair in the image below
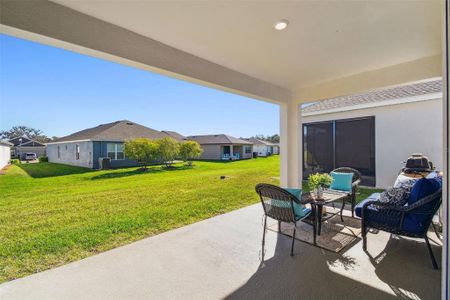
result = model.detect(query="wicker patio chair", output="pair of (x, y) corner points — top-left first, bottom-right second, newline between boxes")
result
(330, 167), (362, 220)
(359, 189), (442, 269)
(255, 183), (316, 256)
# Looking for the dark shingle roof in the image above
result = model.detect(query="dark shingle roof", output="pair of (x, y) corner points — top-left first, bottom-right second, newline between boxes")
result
(302, 79), (442, 114)
(51, 120), (167, 143)
(187, 134), (252, 145)
(162, 131), (186, 141)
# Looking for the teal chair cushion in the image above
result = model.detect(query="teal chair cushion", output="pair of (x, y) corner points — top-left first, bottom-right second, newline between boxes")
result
(269, 188), (311, 219)
(330, 172), (353, 192)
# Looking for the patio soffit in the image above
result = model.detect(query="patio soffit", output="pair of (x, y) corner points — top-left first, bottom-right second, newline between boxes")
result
(0, 0), (443, 104)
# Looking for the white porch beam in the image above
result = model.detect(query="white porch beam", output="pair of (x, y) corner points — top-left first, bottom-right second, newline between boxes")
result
(293, 55), (442, 103)
(280, 101), (302, 188)
(0, 0), (291, 105)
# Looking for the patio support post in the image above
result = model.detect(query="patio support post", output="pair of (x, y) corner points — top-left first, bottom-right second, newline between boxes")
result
(280, 101), (302, 188)
(230, 145), (234, 159)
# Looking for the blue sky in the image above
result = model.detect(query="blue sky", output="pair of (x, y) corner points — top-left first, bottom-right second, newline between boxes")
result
(0, 34), (279, 138)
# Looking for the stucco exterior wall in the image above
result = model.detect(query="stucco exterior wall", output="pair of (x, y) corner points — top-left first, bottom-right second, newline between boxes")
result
(273, 146), (279, 155)
(47, 141), (93, 168)
(198, 144), (222, 160)
(0, 144), (11, 169)
(241, 145), (253, 159)
(302, 98), (442, 188)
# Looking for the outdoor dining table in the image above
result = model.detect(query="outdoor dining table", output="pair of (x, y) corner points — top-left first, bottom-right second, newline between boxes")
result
(301, 189), (350, 239)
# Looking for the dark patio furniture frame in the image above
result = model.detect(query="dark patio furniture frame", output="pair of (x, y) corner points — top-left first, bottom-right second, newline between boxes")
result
(361, 189), (442, 269)
(330, 167), (362, 220)
(255, 183), (316, 256)
(301, 189), (349, 236)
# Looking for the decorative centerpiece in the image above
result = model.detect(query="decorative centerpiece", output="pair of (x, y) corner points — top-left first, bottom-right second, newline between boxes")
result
(308, 173), (333, 199)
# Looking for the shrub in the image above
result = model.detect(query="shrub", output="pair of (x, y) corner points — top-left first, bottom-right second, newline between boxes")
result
(38, 156), (48, 163)
(179, 141), (203, 166)
(124, 138), (159, 169)
(156, 137), (179, 168)
(10, 159), (19, 164)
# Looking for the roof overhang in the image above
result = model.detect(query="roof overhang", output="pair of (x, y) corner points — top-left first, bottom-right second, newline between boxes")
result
(302, 93), (442, 117)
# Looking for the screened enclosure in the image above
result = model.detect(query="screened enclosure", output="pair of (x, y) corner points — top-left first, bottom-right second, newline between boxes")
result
(303, 117), (376, 186)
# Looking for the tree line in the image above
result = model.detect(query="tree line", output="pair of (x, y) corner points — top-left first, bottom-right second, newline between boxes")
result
(249, 134), (279, 143)
(124, 137), (203, 170)
(0, 126), (56, 143)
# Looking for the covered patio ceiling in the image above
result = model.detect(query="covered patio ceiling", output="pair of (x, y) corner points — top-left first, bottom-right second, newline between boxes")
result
(0, 0), (443, 103)
(0, 1), (447, 298)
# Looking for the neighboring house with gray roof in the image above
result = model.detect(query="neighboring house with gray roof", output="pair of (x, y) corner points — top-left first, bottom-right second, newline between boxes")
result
(187, 134), (253, 160)
(301, 78), (442, 188)
(8, 136), (47, 159)
(243, 138), (279, 157)
(47, 120), (171, 169)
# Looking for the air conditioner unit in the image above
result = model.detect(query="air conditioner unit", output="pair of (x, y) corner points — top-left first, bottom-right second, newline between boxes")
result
(98, 157), (111, 170)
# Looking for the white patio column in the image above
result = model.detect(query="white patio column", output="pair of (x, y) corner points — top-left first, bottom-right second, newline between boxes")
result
(230, 144), (234, 159)
(280, 101), (302, 188)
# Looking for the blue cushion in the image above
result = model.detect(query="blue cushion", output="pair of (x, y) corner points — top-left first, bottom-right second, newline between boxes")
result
(284, 188), (301, 199)
(401, 178), (442, 234)
(355, 193), (381, 218)
(283, 188), (310, 219)
(407, 178), (441, 205)
(330, 172), (353, 192)
(268, 188), (311, 220)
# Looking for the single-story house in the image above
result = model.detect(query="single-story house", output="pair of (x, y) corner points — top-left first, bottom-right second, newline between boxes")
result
(301, 78), (442, 188)
(187, 134), (253, 160)
(8, 136), (46, 159)
(0, 140), (13, 169)
(244, 138), (279, 157)
(47, 120), (171, 169)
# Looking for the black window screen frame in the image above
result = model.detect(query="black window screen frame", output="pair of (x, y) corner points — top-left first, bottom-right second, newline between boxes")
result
(303, 116), (376, 186)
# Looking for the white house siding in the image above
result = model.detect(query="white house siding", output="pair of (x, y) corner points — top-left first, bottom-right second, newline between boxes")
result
(0, 144), (11, 169)
(47, 141), (93, 168)
(302, 98), (442, 189)
(253, 145), (269, 157)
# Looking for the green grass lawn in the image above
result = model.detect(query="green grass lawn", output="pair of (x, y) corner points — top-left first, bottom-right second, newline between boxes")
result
(0, 156), (382, 282)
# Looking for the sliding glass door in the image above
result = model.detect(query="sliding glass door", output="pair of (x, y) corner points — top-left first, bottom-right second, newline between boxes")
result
(303, 121), (334, 176)
(303, 117), (376, 186)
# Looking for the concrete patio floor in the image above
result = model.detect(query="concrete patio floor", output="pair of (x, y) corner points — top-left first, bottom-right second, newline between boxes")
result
(0, 204), (442, 300)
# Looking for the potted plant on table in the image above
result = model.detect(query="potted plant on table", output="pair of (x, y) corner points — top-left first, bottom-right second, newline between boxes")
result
(308, 173), (333, 199)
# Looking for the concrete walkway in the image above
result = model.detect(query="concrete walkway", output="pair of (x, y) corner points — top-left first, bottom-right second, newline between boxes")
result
(0, 204), (442, 299)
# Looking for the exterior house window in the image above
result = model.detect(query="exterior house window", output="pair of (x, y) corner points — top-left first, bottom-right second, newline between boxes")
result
(244, 146), (252, 154)
(75, 144), (80, 160)
(107, 143), (125, 160)
(57, 146), (60, 159)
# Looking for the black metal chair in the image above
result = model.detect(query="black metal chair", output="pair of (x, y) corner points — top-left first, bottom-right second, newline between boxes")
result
(330, 167), (362, 221)
(255, 183), (315, 256)
(359, 189), (442, 269)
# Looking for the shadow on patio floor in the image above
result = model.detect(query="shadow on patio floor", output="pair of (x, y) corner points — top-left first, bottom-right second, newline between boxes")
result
(226, 227), (441, 300)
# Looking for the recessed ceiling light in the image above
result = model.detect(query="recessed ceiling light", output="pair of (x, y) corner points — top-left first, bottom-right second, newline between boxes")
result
(274, 19), (289, 31)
